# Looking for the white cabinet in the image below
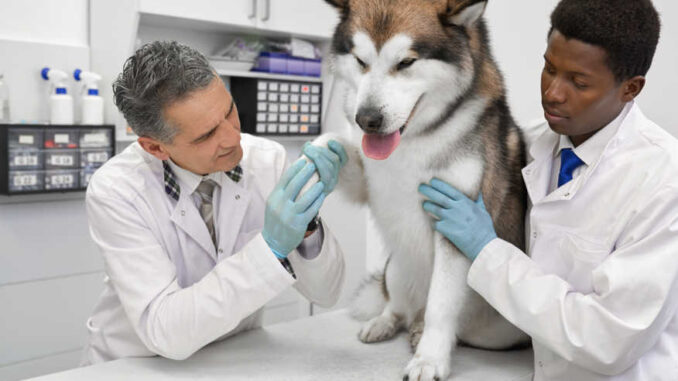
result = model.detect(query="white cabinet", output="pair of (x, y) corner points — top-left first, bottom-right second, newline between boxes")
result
(139, 0), (258, 29)
(137, 0), (338, 39)
(257, 0), (338, 39)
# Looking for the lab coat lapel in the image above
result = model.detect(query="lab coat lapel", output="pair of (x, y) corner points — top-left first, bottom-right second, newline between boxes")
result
(522, 130), (559, 205)
(215, 179), (251, 256)
(170, 194), (217, 261)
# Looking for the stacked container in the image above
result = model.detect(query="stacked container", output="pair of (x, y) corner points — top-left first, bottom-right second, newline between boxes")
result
(0, 125), (114, 194)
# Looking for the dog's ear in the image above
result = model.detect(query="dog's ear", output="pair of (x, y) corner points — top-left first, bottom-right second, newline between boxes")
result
(444, 0), (487, 27)
(324, 0), (349, 11)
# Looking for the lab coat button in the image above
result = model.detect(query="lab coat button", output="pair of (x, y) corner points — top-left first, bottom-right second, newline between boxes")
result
(218, 248), (224, 254)
(235, 194), (240, 200)
(532, 232), (537, 239)
(564, 192), (570, 197)
(181, 210), (186, 216)
(538, 361), (543, 367)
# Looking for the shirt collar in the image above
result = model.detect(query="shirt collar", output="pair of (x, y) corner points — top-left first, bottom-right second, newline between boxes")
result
(163, 160), (243, 202)
(553, 101), (633, 166)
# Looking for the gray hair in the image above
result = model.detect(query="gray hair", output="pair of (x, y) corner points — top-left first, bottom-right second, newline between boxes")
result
(112, 41), (217, 143)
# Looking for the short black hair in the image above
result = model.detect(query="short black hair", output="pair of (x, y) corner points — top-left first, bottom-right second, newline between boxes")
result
(549, 0), (660, 82)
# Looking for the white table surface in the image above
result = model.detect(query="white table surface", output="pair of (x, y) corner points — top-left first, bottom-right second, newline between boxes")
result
(29, 310), (534, 381)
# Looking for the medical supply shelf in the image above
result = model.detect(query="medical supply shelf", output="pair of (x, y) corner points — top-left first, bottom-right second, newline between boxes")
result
(0, 124), (115, 195)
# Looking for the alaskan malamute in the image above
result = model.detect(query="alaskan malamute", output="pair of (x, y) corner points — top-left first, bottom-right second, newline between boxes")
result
(312, 0), (530, 379)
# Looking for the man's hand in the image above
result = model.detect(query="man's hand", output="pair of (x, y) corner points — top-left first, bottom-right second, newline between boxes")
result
(263, 159), (326, 259)
(302, 140), (348, 196)
(418, 178), (497, 261)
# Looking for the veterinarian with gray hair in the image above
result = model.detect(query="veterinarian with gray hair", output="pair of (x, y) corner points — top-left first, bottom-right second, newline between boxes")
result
(81, 41), (347, 364)
(419, 0), (678, 380)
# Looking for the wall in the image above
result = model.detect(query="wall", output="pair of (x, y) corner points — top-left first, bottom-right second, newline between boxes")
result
(0, 1), (100, 380)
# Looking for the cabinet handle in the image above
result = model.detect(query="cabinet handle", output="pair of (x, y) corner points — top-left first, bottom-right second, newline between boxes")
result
(261, 0), (270, 21)
(248, 0), (257, 19)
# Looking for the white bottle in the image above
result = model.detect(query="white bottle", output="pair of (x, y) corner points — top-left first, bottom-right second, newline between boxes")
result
(74, 69), (104, 125)
(0, 69), (9, 123)
(42, 67), (74, 125)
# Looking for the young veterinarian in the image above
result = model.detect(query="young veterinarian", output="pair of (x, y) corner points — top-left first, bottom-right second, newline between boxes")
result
(81, 41), (347, 364)
(418, 0), (678, 379)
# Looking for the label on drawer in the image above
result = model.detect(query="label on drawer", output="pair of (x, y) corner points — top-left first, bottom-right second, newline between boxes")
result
(13, 174), (38, 187)
(84, 133), (107, 144)
(55, 134), (70, 144)
(87, 152), (109, 163)
(51, 155), (74, 166)
(51, 174), (74, 186)
(14, 155), (39, 167)
(19, 135), (35, 145)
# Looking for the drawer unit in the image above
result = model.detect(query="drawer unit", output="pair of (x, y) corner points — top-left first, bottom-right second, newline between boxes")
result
(230, 77), (321, 137)
(8, 170), (44, 192)
(1, 124), (115, 195)
(44, 169), (79, 190)
(80, 149), (113, 169)
(44, 128), (79, 149)
(80, 128), (113, 148)
(45, 149), (79, 169)
(9, 149), (43, 170)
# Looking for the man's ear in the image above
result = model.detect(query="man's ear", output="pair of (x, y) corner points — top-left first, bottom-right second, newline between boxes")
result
(443, 0), (487, 27)
(138, 136), (171, 161)
(621, 75), (646, 102)
(324, 0), (349, 11)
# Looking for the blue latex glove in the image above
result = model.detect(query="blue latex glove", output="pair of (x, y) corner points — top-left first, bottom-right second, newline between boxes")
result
(263, 159), (327, 259)
(418, 178), (497, 261)
(302, 140), (348, 195)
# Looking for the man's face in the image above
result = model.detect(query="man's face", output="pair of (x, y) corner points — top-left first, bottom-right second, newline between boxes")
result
(162, 77), (243, 175)
(541, 30), (626, 146)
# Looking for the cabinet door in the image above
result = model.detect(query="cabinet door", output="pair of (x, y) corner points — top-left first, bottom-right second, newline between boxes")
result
(257, 0), (339, 39)
(139, 0), (258, 28)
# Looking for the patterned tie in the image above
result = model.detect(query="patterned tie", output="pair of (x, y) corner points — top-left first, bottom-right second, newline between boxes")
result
(195, 179), (219, 246)
(558, 148), (585, 187)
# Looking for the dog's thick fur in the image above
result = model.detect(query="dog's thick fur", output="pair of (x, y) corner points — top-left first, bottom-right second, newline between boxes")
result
(313, 0), (530, 379)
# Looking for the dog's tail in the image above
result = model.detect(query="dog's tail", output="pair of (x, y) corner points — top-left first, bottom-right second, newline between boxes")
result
(349, 272), (388, 321)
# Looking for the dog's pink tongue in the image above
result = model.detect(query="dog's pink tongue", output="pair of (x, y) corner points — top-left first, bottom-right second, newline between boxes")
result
(362, 131), (401, 160)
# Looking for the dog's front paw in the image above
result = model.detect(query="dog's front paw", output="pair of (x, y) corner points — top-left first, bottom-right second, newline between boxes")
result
(358, 315), (398, 343)
(403, 353), (451, 381)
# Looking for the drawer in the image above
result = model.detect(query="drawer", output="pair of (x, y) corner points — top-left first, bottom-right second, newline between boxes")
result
(44, 150), (79, 169)
(80, 149), (112, 169)
(79, 128), (113, 148)
(8, 149), (43, 170)
(8, 128), (43, 149)
(9, 171), (44, 192)
(44, 129), (79, 149)
(44, 170), (79, 190)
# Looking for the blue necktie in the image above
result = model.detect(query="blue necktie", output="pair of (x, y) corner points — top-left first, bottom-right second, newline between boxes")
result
(558, 148), (584, 187)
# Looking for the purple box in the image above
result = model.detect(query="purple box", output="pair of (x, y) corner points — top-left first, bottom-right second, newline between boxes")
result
(253, 52), (288, 74)
(287, 57), (305, 75)
(303, 58), (322, 77)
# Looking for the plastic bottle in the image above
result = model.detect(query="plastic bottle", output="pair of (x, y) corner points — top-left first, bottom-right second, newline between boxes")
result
(41, 67), (73, 125)
(74, 69), (104, 125)
(0, 69), (9, 123)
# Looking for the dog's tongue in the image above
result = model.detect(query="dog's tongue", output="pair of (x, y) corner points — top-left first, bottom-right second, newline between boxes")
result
(362, 131), (401, 160)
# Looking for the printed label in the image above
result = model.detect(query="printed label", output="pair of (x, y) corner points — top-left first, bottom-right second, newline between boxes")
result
(13, 174), (37, 187)
(54, 134), (70, 144)
(14, 155), (39, 167)
(51, 155), (74, 166)
(19, 135), (34, 145)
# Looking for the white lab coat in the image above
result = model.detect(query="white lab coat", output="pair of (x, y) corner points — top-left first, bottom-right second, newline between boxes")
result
(81, 134), (345, 365)
(469, 103), (678, 380)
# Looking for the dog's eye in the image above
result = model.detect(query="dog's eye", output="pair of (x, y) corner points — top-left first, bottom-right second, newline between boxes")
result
(355, 56), (368, 69)
(397, 58), (417, 71)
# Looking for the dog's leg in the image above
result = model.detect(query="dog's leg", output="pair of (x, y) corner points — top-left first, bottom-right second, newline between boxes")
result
(310, 132), (368, 204)
(404, 234), (470, 381)
(358, 302), (403, 343)
(408, 308), (425, 351)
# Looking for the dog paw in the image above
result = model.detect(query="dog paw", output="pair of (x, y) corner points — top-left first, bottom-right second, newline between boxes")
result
(358, 315), (397, 343)
(403, 353), (450, 381)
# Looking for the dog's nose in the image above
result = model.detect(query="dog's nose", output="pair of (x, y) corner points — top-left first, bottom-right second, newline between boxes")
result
(355, 108), (384, 133)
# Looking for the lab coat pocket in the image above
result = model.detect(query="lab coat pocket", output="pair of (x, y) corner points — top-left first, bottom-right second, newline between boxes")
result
(559, 235), (610, 293)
